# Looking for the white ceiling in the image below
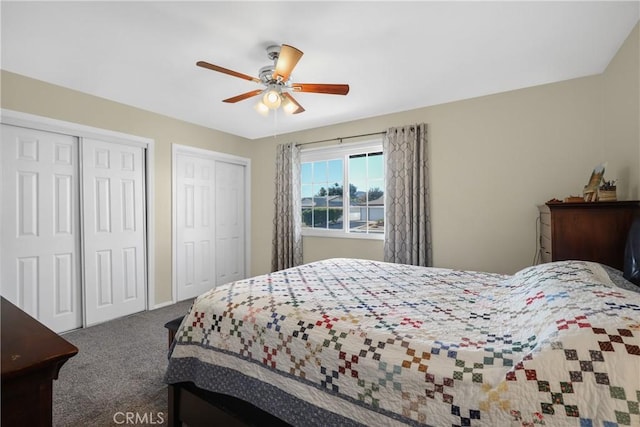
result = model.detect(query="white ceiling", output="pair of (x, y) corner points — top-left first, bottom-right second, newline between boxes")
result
(1, 1), (638, 140)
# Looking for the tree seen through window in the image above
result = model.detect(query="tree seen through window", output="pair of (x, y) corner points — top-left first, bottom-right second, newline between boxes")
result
(300, 150), (384, 234)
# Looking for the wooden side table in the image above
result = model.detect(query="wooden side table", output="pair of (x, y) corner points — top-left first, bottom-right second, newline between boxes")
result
(1, 297), (78, 427)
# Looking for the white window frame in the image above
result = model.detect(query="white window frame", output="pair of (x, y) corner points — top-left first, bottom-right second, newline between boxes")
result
(300, 139), (384, 240)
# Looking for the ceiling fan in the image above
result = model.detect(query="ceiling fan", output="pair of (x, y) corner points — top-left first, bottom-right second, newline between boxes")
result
(196, 44), (349, 115)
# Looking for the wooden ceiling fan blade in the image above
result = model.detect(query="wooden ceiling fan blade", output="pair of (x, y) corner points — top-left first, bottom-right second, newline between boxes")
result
(291, 83), (350, 95)
(197, 61), (260, 83)
(282, 92), (305, 114)
(273, 44), (303, 81)
(222, 89), (263, 103)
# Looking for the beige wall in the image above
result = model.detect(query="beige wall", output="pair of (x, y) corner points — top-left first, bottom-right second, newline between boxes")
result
(1, 70), (251, 304)
(1, 22), (638, 304)
(603, 23), (640, 199)
(250, 23), (640, 276)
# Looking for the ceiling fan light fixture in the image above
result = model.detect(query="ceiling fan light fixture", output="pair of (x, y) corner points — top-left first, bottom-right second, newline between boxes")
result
(254, 101), (270, 116)
(262, 86), (282, 109)
(281, 95), (298, 115)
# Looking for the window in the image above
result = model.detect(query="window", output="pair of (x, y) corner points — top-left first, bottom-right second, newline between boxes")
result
(300, 140), (384, 239)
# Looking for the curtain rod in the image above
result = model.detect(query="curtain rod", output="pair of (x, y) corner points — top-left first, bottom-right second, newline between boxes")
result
(295, 131), (385, 147)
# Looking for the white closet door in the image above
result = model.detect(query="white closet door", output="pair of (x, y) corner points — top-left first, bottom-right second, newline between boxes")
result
(0, 124), (82, 333)
(215, 161), (245, 285)
(82, 138), (146, 326)
(175, 154), (216, 301)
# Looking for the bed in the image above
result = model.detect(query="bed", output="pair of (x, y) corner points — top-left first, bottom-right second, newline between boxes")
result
(165, 258), (640, 426)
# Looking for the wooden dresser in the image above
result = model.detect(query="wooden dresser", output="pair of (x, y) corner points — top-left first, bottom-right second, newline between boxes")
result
(539, 201), (640, 270)
(1, 297), (78, 427)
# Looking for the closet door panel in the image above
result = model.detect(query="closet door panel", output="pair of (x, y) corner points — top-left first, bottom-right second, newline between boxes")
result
(214, 161), (245, 285)
(175, 154), (216, 301)
(82, 138), (146, 326)
(1, 124), (82, 333)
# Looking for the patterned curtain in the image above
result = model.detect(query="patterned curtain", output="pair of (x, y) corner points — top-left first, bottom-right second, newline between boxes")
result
(272, 143), (303, 271)
(383, 124), (432, 266)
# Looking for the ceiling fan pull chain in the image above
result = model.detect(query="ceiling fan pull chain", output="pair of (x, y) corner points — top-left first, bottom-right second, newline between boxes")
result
(272, 108), (279, 138)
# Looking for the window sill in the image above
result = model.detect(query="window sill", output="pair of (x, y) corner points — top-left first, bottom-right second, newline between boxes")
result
(301, 229), (384, 241)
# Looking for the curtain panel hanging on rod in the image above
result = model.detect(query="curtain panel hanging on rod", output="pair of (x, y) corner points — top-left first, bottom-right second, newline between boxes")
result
(383, 123), (432, 266)
(272, 142), (303, 271)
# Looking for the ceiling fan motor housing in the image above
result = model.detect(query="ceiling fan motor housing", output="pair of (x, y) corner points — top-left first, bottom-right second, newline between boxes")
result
(259, 65), (276, 84)
(266, 45), (281, 61)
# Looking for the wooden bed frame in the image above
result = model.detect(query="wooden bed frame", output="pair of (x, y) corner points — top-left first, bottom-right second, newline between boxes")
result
(165, 317), (290, 426)
(167, 381), (289, 427)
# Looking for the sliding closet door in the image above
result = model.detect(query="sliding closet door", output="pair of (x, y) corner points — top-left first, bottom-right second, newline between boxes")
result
(215, 160), (246, 285)
(174, 145), (249, 301)
(0, 124), (82, 333)
(175, 153), (216, 301)
(82, 138), (146, 326)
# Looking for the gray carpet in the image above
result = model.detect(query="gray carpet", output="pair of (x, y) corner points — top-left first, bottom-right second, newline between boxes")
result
(53, 300), (194, 427)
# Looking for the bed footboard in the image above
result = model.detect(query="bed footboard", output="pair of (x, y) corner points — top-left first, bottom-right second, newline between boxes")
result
(168, 382), (289, 427)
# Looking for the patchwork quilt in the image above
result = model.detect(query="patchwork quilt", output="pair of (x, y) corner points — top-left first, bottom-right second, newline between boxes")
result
(165, 259), (640, 427)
